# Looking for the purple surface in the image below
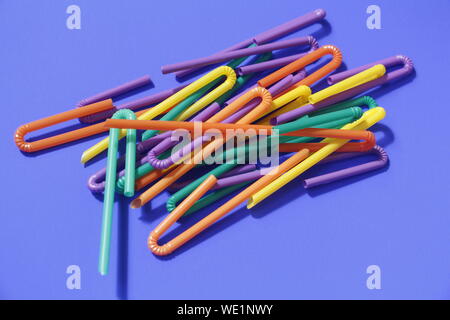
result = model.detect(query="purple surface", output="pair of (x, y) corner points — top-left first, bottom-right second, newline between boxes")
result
(2, 0), (450, 300)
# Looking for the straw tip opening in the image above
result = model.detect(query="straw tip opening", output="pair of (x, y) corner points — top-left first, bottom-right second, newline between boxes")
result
(130, 199), (142, 209)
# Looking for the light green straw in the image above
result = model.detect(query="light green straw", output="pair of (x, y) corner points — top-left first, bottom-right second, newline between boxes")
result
(99, 109), (136, 276)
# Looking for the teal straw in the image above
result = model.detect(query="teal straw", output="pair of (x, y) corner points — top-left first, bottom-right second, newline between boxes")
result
(99, 109), (136, 276)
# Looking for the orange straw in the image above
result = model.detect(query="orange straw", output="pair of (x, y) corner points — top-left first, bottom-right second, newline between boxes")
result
(148, 149), (310, 256)
(15, 99), (113, 152)
(258, 45), (343, 93)
(131, 87), (273, 208)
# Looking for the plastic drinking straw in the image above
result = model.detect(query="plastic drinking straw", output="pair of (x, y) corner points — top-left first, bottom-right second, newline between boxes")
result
(266, 65), (386, 126)
(327, 55), (414, 85)
(15, 99), (113, 153)
(161, 37), (315, 74)
(164, 105), (364, 210)
(139, 51), (263, 142)
(247, 107), (386, 208)
(253, 9), (326, 44)
(106, 119), (274, 135)
(130, 87), (272, 208)
(148, 149), (310, 256)
(174, 9), (326, 78)
(303, 145), (389, 188)
(222, 73), (296, 124)
(77, 75), (152, 108)
(79, 84), (188, 124)
(98, 109), (136, 276)
(274, 95), (377, 125)
(307, 65), (386, 104)
(80, 66), (237, 164)
(169, 115), (360, 215)
(173, 52), (272, 122)
(258, 45), (342, 89)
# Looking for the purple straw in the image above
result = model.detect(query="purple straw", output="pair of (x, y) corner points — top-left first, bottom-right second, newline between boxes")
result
(236, 37), (319, 76)
(162, 37), (313, 74)
(77, 75), (152, 108)
(273, 56), (414, 124)
(174, 9), (326, 79)
(303, 145), (389, 188)
(87, 153), (147, 193)
(79, 83), (188, 124)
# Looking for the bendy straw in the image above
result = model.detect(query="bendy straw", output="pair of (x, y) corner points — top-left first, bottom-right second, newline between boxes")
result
(98, 109), (136, 276)
(267, 65), (386, 125)
(80, 66), (237, 164)
(302, 145), (389, 188)
(79, 84), (187, 124)
(307, 65), (385, 104)
(237, 53), (308, 76)
(174, 8), (326, 78)
(148, 149), (310, 256)
(130, 87), (272, 208)
(15, 99), (113, 153)
(77, 75), (152, 108)
(105, 119), (274, 135)
(327, 55), (414, 85)
(161, 37), (317, 74)
(247, 107), (386, 208)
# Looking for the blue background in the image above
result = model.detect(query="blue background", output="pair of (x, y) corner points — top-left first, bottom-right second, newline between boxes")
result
(1, 0), (449, 300)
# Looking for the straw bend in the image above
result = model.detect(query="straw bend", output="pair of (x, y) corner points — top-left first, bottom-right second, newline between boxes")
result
(161, 37), (315, 74)
(258, 45), (343, 89)
(15, 99), (113, 153)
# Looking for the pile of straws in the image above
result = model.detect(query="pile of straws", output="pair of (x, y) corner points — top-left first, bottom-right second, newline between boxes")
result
(14, 9), (414, 275)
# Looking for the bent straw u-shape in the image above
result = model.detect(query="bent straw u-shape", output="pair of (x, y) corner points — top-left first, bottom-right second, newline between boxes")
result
(148, 149), (310, 256)
(80, 66), (237, 164)
(15, 99), (113, 153)
(87, 102), (219, 193)
(98, 109), (136, 276)
(302, 145), (389, 188)
(174, 8), (326, 78)
(259, 45), (343, 90)
(272, 55), (414, 124)
(247, 106), (386, 208)
(129, 87), (273, 208)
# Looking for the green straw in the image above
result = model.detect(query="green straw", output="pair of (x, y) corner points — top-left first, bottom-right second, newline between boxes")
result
(99, 109), (136, 276)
